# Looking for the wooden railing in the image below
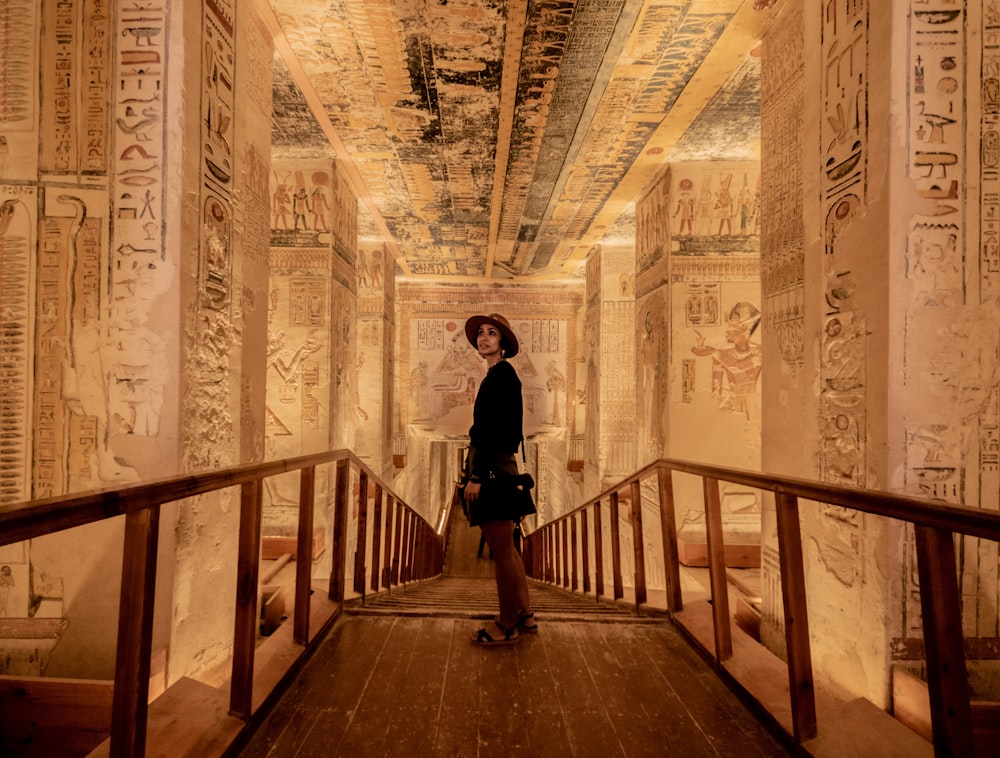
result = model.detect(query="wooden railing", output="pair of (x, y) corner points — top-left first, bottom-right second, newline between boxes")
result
(0, 449), (442, 757)
(522, 458), (1000, 757)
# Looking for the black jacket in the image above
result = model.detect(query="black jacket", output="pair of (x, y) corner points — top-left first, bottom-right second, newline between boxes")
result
(467, 360), (523, 479)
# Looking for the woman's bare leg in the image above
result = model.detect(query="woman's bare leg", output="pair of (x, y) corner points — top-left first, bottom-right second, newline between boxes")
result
(481, 519), (531, 628)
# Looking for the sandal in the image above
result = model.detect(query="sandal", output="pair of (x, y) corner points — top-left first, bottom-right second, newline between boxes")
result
(516, 610), (539, 634)
(471, 618), (520, 646)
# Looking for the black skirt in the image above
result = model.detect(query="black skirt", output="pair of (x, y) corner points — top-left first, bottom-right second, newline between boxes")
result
(466, 454), (536, 526)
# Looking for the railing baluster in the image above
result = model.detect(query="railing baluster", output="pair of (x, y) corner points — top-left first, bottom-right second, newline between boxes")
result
(559, 519), (569, 589)
(656, 465), (683, 613)
(329, 459), (350, 602)
(354, 470), (369, 597)
(110, 506), (159, 757)
(609, 492), (624, 601)
(413, 521), (425, 580)
(294, 466), (316, 644)
(391, 498), (403, 585)
(702, 476), (732, 661)
(231, 479), (263, 719)
(630, 479), (647, 612)
(546, 523), (555, 584)
(371, 484), (384, 592)
(581, 507), (591, 594)
(400, 510), (413, 584)
(774, 492), (816, 741)
(382, 494), (395, 590)
(914, 525), (975, 757)
(594, 500), (605, 601)
(570, 514), (579, 592)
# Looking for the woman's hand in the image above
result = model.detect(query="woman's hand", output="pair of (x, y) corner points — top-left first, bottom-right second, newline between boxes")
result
(464, 481), (481, 502)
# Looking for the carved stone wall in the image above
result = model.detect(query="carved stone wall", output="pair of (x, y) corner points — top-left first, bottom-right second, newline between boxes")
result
(0, 0), (277, 684)
(264, 157), (358, 567)
(356, 238), (394, 479)
(666, 163), (762, 502)
(760, 0), (1000, 706)
(596, 244), (637, 486)
(170, 0), (276, 686)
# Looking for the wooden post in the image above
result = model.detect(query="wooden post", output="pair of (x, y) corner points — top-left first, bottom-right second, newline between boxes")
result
(294, 466), (316, 644)
(581, 507), (591, 594)
(391, 499), (403, 585)
(657, 466), (683, 613)
(609, 492), (624, 601)
(329, 458), (350, 602)
(109, 506), (159, 757)
(630, 479), (647, 612)
(230, 479), (263, 718)
(775, 492), (817, 741)
(570, 514), (579, 592)
(703, 477), (732, 661)
(546, 526), (555, 584)
(400, 510), (413, 584)
(594, 500), (605, 601)
(382, 495), (395, 590)
(561, 519), (569, 589)
(353, 470), (369, 597)
(371, 484), (383, 592)
(915, 525), (975, 757)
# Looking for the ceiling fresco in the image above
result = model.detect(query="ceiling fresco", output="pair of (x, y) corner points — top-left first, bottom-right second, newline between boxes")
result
(263, 0), (779, 282)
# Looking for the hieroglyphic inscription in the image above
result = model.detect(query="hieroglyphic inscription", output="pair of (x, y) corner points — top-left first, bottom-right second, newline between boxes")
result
(903, 2), (966, 502)
(636, 169), (670, 275)
(35, 216), (71, 499)
(200, 0), (235, 310)
(760, 1), (804, 368)
(0, 186), (35, 503)
(637, 291), (669, 458)
(40, 1), (112, 175)
(107, 1), (168, 448)
(819, 0), (868, 495)
(331, 162), (358, 273)
(0, 1), (36, 147)
(981, 0), (1000, 511)
(899, 2), (977, 639)
(40, 1), (80, 173)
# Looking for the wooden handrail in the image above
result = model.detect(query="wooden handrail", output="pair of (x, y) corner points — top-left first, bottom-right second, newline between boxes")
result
(0, 447), (441, 756)
(523, 457), (1000, 757)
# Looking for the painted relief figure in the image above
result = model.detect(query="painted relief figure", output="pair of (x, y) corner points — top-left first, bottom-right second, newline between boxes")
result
(714, 174), (734, 236)
(272, 182), (290, 229)
(293, 186), (310, 230)
(673, 178), (695, 236)
(0, 566), (12, 617)
(691, 301), (762, 420)
(311, 185), (330, 231)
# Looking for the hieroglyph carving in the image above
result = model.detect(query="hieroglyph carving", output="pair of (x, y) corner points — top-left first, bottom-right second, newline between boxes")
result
(200, 0), (235, 311)
(0, 187), (35, 504)
(760, 1), (805, 369)
(819, 0), (868, 497)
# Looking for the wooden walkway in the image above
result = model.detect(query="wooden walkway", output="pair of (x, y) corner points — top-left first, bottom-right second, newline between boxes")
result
(235, 575), (790, 757)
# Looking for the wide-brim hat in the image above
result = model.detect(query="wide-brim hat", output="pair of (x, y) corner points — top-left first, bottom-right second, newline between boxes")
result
(465, 313), (519, 358)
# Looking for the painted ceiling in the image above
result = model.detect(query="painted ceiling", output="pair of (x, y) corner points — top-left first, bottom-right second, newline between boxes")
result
(264, 0), (779, 282)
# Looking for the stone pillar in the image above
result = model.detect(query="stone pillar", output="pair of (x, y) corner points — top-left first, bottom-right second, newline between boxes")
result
(597, 243), (638, 488)
(636, 158), (763, 571)
(0, 0), (275, 682)
(169, 0), (274, 685)
(356, 239), (394, 479)
(761, 0), (1000, 706)
(264, 157), (358, 583)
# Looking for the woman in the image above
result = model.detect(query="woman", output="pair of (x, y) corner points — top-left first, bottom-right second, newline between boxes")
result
(463, 313), (537, 645)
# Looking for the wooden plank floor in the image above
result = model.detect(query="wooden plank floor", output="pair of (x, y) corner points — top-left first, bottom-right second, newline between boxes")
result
(236, 586), (790, 757)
